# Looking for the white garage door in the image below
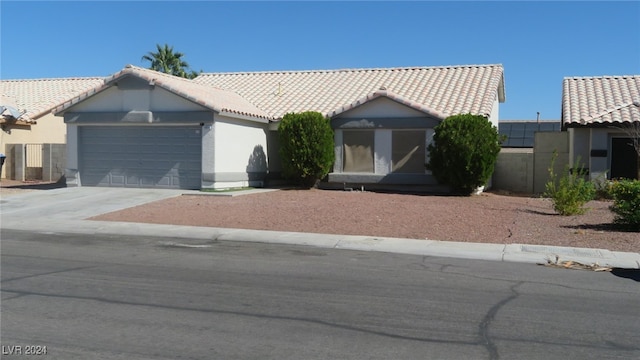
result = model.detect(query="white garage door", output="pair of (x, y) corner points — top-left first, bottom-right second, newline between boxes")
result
(80, 126), (202, 189)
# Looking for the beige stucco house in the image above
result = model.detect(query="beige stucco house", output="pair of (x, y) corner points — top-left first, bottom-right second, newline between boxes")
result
(1, 77), (103, 179)
(50, 63), (505, 190)
(562, 75), (640, 180)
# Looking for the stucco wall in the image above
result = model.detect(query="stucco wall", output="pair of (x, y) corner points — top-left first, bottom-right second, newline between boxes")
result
(68, 83), (202, 113)
(206, 115), (268, 189)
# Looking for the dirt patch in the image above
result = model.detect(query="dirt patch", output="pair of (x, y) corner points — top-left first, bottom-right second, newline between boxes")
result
(90, 189), (639, 253)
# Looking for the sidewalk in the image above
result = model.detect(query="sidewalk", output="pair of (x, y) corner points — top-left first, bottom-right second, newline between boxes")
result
(2, 186), (639, 269)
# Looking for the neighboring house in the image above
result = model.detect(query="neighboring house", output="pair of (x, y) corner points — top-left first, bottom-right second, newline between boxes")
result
(0, 77), (104, 179)
(562, 75), (640, 180)
(50, 63), (505, 190)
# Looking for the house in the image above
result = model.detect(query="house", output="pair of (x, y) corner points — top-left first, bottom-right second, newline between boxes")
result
(194, 64), (505, 190)
(0, 77), (104, 180)
(562, 75), (640, 180)
(50, 63), (505, 190)
(54, 65), (271, 189)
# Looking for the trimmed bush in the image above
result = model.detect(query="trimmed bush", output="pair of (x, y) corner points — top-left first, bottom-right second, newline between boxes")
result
(609, 180), (640, 230)
(278, 111), (335, 187)
(544, 152), (595, 215)
(426, 114), (503, 195)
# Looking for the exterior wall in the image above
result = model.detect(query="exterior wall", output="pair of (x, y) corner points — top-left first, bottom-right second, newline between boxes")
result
(493, 148), (534, 194)
(68, 83), (201, 113)
(569, 127), (631, 180)
(41, 144), (66, 182)
(533, 131), (569, 194)
(487, 95), (500, 129)
(337, 97), (429, 118)
(492, 132), (570, 195)
(203, 114), (268, 189)
(65, 125), (80, 186)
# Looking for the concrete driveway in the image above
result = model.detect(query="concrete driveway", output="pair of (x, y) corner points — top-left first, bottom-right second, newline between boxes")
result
(1, 187), (188, 222)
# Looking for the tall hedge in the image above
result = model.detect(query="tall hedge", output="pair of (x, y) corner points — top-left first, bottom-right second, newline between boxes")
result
(278, 111), (335, 187)
(427, 114), (503, 195)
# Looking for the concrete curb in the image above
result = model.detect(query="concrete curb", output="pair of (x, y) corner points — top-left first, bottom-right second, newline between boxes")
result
(3, 218), (639, 269)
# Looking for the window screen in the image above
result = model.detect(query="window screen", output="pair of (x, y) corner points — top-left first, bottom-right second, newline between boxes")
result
(392, 131), (425, 173)
(343, 131), (374, 172)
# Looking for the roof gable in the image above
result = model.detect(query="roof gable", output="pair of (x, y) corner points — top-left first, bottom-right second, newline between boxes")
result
(562, 75), (640, 127)
(194, 64), (505, 120)
(53, 65), (270, 122)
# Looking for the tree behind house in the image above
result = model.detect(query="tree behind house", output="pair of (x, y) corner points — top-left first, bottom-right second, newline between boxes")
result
(141, 44), (201, 79)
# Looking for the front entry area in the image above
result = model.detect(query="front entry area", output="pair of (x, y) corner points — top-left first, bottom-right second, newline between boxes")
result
(610, 137), (638, 180)
(79, 126), (202, 189)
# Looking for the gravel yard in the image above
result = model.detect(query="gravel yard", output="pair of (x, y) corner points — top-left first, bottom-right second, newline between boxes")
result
(89, 188), (639, 253)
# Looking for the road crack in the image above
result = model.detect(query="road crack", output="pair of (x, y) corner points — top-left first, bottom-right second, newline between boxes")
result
(479, 281), (523, 360)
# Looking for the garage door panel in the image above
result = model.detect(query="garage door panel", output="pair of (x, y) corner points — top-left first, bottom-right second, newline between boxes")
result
(80, 126), (202, 189)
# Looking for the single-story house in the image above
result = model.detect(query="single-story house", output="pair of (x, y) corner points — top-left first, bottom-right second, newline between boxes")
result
(1, 77), (104, 180)
(562, 75), (640, 180)
(196, 64), (505, 190)
(51, 63), (505, 190)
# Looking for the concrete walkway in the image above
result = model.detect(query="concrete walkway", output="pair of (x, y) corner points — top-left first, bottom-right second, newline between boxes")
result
(1, 187), (639, 269)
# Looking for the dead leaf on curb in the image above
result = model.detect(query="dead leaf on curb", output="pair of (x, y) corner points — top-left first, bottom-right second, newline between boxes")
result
(538, 257), (612, 272)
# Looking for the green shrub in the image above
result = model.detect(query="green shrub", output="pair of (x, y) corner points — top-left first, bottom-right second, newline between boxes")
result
(426, 114), (503, 195)
(609, 180), (640, 230)
(278, 111), (335, 187)
(544, 152), (595, 215)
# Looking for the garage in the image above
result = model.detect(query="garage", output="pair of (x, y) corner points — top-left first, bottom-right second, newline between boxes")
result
(79, 126), (202, 189)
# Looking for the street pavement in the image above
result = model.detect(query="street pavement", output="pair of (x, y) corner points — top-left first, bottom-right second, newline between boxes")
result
(1, 187), (639, 269)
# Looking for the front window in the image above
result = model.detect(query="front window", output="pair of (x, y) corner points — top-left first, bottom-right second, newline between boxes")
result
(343, 130), (374, 172)
(392, 130), (425, 173)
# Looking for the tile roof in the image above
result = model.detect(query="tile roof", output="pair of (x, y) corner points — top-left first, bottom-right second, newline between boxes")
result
(0, 77), (104, 123)
(562, 75), (640, 127)
(53, 65), (270, 121)
(193, 64), (505, 120)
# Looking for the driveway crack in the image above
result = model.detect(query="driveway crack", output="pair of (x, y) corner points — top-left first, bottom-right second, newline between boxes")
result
(479, 281), (523, 360)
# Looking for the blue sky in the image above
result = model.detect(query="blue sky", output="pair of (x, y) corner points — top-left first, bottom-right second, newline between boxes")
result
(1, 1), (639, 120)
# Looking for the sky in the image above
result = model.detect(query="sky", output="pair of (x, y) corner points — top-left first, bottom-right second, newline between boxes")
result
(1, 1), (639, 120)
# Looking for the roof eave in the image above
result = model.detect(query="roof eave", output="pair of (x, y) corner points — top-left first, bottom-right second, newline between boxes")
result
(217, 110), (270, 124)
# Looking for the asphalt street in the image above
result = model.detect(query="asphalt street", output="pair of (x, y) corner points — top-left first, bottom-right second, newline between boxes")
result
(2, 229), (639, 360)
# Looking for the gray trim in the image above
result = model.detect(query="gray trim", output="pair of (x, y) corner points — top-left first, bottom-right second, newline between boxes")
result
(65, 111), (212, 124)
(202, 171), (267, 182)
(115, 76), (153, 90)
(332, 117), (440, 129)
(327, 172), (439, 185)
(65, 168), (80, 187)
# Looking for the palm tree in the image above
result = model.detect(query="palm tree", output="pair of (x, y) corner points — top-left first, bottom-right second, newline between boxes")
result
(141, 44), (200, 79)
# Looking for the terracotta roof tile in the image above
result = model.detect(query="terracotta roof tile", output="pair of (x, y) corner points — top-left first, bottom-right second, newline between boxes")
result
(562, 75), (640, 127)
(193, 64), (505, 120)
(0, 77), (104, 122)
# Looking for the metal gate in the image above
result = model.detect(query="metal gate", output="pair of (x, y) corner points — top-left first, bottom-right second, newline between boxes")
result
(24, 143), (43, 180)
